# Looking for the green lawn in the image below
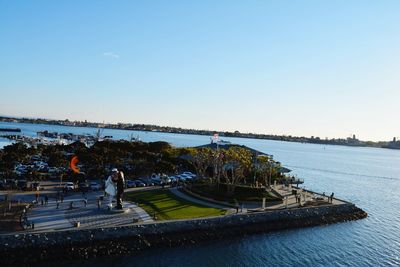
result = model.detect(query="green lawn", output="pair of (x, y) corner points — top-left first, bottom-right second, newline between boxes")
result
(125, 189), (226, 221)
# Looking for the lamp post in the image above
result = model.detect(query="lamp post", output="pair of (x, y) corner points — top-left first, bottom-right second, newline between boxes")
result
(269, 164), (272, 188)
(268, 159), (276, 188)
(253, 154), (257, 186)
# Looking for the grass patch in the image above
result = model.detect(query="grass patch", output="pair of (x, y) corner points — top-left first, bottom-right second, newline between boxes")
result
(125, 189), (226, 221)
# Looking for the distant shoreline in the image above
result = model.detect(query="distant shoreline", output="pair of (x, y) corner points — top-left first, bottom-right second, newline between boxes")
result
(0, 116), (399, 150)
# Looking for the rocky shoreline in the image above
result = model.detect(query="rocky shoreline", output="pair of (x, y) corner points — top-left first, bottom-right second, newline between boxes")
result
(0, 203), (367, 266)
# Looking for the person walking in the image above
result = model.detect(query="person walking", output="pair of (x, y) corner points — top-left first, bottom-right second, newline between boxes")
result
(44, 195), (48, 205)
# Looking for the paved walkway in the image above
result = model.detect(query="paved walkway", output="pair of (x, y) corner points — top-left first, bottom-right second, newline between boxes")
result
(2, 185), (344, 235)
(265, 185), (345, 210)
(10, 191), (153, 234)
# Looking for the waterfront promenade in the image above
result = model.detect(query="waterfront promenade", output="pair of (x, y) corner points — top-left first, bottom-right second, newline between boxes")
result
(1, 184), (346, 235)
(1, 189), (153, 235)
(267, 185), (345, 209)
(0, 185), (367, 266)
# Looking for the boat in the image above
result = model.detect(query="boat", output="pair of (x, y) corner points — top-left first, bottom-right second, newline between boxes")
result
(0, 128), (21, 132)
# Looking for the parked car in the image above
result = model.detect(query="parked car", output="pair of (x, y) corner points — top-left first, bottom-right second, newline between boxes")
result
(78, 182), (90, 192)
(179, 174), (192, 181)
(126, 180), (137, 188)
(151, 177), (163, 185)
(151, 173), (160, 180)
(89, 182), (101, 191)
(183, 172), (197, 179)
(15, 165), (28, 174)
(37, 165), (48, 172)
(134, 180), (146, 187)
(64, 182), (75, 191)
(48, 167), (59, 174)
(139, 179), (153, 186)
(160, 174), (171, 184)
(31, 155), (41, 161)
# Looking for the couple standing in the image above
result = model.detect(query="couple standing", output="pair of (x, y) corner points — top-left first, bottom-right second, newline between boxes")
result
(105, 168), (125, 210)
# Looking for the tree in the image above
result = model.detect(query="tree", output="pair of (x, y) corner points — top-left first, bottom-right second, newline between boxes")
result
(186, 147), (212, 179)
(221, 147), (253, 194)
(1, 143), (33, 171)
(256, 155), (280, 187)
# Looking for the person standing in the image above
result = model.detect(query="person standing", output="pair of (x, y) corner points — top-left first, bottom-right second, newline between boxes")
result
(116, 171), (125, 210)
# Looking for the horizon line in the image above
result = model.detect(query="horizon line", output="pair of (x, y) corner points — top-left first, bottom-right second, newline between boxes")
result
(0, 114), (396, 143)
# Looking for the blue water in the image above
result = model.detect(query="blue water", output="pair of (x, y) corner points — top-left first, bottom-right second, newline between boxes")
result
(1, 122), (400, 266)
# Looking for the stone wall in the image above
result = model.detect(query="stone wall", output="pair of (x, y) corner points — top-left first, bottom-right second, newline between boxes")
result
(0, 203), (367, 266)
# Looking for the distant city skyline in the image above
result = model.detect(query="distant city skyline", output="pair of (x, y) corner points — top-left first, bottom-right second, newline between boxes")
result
(1, 1), (400, 141)
(0, 114), (396, 143)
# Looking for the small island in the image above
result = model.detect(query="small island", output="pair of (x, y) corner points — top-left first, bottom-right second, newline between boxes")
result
(0, 138), (367, 265)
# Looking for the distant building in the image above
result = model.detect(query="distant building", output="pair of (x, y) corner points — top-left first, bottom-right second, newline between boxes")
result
(386, 137), (400, 149)
(346, 134), (360, 145)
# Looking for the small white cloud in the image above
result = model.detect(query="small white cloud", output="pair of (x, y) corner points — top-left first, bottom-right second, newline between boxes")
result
(102, 52), (120, 59)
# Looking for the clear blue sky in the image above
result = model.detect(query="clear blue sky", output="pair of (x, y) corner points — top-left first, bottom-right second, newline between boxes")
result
(1, 1), (399, 141)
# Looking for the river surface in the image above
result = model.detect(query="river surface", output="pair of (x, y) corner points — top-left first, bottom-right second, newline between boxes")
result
(1, 122), (400, 266)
